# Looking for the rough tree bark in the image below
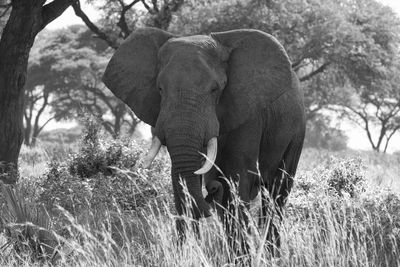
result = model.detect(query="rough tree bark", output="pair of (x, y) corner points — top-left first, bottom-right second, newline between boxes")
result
(0, 0), (70, 184)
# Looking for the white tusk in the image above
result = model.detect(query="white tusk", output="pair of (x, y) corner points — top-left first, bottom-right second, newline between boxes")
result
(194, 137), (218, 175)
(142, 136), (162, 169)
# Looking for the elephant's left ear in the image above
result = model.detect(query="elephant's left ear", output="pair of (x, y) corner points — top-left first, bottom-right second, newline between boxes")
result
(102, 28), (175, 127)
(211, 29), (294, 132)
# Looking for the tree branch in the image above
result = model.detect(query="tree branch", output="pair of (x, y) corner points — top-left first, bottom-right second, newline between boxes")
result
(141, 0), (155, 14)
(0, 3), (11, 18)
(83, 85), (116, 112)
(41, 0), (71, 29)
(102, 120), (115, 135)
(32, 91), (49, 136)
(340, 104), (379, 151)
(70, 0), (119, 49)
(126, 0), (140, 9)
(291, 57), (305, 69)
(364, 119), (378, 151)
(299, 62), (331, 82)
(37, 116), (54, 134)
(383, 125), (400, 153)
(117, 0), (141, 37)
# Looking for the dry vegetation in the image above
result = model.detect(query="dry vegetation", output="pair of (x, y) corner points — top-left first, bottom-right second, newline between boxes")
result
(1, 121), (400, 266)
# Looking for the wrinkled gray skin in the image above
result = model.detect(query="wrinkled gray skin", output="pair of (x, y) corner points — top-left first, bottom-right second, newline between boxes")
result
(103, 27), (305, 236)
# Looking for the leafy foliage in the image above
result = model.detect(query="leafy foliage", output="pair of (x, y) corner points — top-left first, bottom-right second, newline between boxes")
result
(72, 0), (184, 48)
(38, 115), (170, 216)
(326, 157), (365, 197)
(26, 25), (138, 138)
(291, 155), (399, 265)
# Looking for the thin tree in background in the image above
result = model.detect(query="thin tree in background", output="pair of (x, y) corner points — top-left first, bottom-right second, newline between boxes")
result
(336, 66), (400, 153)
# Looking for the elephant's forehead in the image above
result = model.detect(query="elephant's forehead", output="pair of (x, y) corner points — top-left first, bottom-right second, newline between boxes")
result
(169, 35), (216, 46)
(161, 35), (219, 58)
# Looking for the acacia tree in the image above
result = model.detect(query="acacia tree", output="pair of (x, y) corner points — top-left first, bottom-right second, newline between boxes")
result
(331, 0), (400, 152)
(25, 26), (139, 139)
(0, 0), (72, 184)
(22, 30), (60, 146)
(23, 85), (52, 146)
(336, 67), (400, 153)
(50, 52), (140, 137)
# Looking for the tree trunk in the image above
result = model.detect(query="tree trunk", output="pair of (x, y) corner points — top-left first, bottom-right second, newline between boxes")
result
(113, 104), (125, 138)
(31, 125), (41, 147)
(0, 1), (70, 183)
(0, 5), (42, 183)
(23, 119), (32, 146)
(31, 93), (49, 146)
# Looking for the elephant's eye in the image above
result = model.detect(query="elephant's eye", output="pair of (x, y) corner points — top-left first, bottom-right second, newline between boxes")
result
(211, 87), (219, 93)
(158, 87), (163, 92)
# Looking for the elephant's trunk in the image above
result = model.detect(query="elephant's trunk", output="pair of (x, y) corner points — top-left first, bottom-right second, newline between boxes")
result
(167, 137), (211, 219)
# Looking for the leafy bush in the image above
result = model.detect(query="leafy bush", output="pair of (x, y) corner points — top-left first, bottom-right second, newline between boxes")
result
(38, 115), (171, 216)
(294, 156), (365, 198)
(289, 156), (399, 266)
(39, 161), (92, 214)
(326, 157), (365, 197)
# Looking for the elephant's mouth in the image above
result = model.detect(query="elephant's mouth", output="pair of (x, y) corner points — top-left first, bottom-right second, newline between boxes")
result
(142, 135), (218, 175)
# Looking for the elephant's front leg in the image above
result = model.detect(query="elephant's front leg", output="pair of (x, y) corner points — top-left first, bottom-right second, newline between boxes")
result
(218, 141), (261, 255)
(219, 119), (263, 223)
(222, 153), (260, 222)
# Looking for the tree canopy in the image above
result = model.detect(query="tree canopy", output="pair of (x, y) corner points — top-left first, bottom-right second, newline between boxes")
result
(25, 26), (139, 141)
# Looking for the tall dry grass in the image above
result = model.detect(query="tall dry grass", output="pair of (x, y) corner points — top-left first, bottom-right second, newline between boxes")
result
(1, 135), (399, 266)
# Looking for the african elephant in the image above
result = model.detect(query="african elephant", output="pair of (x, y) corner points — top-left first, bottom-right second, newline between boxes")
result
(102, 27), (305, 237)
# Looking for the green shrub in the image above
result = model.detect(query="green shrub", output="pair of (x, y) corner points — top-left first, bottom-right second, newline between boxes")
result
(294, 156), (365, 198)
(38, 115), (171, 216)
(288, 156), (399, 266)
(326, 157), (365, 197)
(39, 161), (92, 214)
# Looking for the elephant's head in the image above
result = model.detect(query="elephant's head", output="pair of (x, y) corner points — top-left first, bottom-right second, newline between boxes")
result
(103, 28), (292, 219)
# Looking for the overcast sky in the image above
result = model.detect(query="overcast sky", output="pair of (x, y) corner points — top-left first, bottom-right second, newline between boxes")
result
(379, 0), (400, 14)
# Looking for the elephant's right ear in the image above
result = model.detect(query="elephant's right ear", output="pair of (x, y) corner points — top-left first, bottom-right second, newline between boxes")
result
(102, 28), (175, 127)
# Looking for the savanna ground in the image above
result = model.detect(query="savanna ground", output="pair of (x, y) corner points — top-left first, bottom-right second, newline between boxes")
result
(1, 118), (400, 267)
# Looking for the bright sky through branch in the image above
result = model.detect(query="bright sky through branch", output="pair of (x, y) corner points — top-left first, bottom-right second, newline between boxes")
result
(379, 0), (400, 14)
(46, 4), (99, 30)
